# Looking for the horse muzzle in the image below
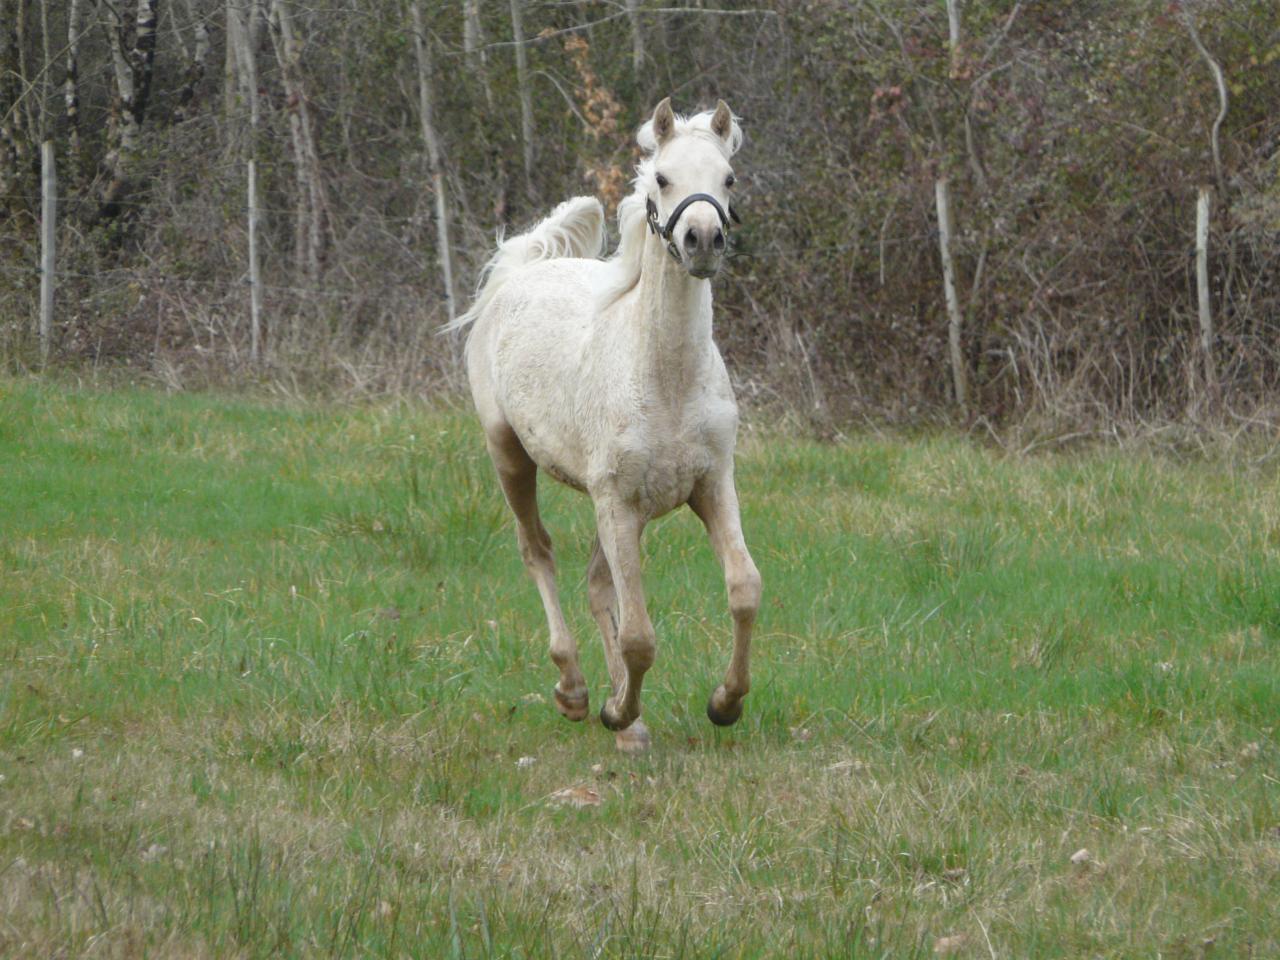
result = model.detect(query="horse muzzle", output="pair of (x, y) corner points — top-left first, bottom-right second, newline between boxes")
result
(681, 220), (726, 278)
(646, 192), (740, 279)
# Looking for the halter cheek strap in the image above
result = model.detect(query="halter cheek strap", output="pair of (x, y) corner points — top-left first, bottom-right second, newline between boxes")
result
(645, 193), (742, 263)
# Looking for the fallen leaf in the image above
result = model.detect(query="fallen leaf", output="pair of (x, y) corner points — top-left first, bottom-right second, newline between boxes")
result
(140, 843), (168, 862)
(825, 759), (868, 773)
(933, 933), (968, 954)
(548, 786), (603, 808)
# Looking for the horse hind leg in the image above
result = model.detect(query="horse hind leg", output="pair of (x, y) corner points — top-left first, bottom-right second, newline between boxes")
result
(588, 537), (650, 753)
(484, 422), (588, 721)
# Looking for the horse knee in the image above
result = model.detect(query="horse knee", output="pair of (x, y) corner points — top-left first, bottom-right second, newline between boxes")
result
(619, 625), (656, 674)
(728, 564), (762, 621)
(516, 525), (554, 571)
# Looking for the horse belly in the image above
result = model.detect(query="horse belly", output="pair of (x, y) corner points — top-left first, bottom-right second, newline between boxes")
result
(486, 265), (595, 490)
(517, 418), (589, 491)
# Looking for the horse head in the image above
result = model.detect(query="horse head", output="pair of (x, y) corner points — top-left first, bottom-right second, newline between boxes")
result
(640, 98), (742, 280)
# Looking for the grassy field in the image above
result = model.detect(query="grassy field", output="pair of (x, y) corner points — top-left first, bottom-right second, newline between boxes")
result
(1, 377), (1277, 958)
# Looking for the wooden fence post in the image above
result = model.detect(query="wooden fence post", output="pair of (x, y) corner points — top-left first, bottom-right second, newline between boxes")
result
(1196, 185), (1217, 402)
(935, 176), (968, 414)
(248, 157), (262, 362)
(40, 139), (55, 365)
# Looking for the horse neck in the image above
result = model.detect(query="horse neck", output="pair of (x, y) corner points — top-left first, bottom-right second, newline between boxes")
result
(632, 236), (713, 407)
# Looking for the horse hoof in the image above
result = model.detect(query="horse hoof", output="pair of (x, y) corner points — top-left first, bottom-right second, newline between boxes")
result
(615, 719), (650, 754)
(599, 702), (632, 732)
(554, 686), (589, 722)
(706, 690), (744, 727)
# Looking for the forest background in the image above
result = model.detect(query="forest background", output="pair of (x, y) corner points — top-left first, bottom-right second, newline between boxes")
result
(2, 0), (1279, 431)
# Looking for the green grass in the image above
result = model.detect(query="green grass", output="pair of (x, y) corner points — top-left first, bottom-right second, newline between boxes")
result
(1, 376), (1277, 958)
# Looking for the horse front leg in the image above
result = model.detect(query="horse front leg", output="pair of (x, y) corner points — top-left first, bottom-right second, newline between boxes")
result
(592, 498), (654, 738)
(690, 469), (762, 727)
(587, 536), (651, 753)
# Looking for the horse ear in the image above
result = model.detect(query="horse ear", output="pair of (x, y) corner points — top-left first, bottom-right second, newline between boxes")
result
(711, 100), (734, 142)
(652, 98), (676, 145)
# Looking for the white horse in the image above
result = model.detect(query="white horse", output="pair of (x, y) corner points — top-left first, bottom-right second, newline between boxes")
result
(449, 99), (761, 752)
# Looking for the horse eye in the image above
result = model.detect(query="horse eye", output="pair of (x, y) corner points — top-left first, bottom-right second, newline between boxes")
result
(655, 173), (669, 189)
(725, 174), (736, 188)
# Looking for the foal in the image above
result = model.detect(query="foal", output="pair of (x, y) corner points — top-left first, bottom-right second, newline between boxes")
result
(450, 99), (761, 752)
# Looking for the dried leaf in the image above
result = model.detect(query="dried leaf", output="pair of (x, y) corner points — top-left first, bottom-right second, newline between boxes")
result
(825, 759), (868, 774)
(140, 843), (168, 862)
(548, 785), (603, 808)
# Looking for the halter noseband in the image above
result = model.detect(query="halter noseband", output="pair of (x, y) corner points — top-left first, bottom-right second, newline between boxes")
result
(645, 193), (742, 264)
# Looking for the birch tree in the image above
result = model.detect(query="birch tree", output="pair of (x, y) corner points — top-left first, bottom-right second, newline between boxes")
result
(0, 0), (29, 203)
(173, 0), (211, 123)
(411, 0), (457, 322)
(64, 0), (84, 184)
(626, 0), (645, 78)
(99, 0), (160, 218)
(508, 0), (535, 197)
(268, 0), (328, 282)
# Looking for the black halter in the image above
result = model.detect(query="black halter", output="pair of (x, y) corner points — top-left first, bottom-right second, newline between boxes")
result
(645, 193), (742, 263)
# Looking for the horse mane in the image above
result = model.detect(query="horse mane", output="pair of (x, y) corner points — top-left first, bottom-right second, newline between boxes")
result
(594, 106), (743, 312)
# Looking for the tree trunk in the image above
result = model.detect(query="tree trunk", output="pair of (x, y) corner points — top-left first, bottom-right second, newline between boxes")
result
(39, 0), (53, 139)
(626, 0), (644, 78)
(508, 0), (535, 199)
(269, 0), (327, 282)
(945, 0), (962, 79)
(0, 0), (30, 204)
(463, 0), (483, 64)
(462, 0), (495, 110)
(174, 0), (211, 122)
(64, 0), (83, 184)
(411, 0), (457, 322)
(99, 0), (160, 220)
(227, 0), (261, 137)
(16, 0), (38, 150)
(1183, 8), (1228, 197)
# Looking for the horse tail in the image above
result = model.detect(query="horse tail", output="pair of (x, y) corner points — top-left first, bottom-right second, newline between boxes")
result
(443, 196), (605, 334)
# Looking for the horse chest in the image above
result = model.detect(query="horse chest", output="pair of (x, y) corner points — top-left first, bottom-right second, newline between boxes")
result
(604, 423), (718, 515)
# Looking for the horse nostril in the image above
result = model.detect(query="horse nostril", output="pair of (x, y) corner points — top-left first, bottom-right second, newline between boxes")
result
(713, 229), (725, 252)
(683, 230), (699, 253)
